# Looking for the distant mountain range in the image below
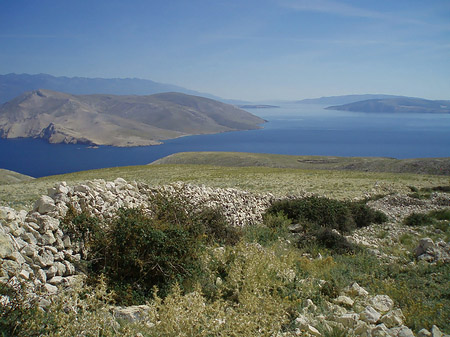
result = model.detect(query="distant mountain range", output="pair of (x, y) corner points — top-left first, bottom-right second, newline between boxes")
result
(326, 97), (450, 114)
(297, 94), (406, 105)
(0, 89), (264, 147)
(0, 73), (227, 104)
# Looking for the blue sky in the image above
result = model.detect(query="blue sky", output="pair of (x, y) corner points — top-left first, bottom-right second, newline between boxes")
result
(1, 0), (449, 101)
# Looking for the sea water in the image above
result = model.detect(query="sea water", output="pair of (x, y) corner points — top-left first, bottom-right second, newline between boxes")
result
(1, 104), (449, 178)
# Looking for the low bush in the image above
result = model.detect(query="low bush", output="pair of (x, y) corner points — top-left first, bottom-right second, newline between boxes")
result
(403, 212), (435, 227)
(244, 212), (291, 246)
(266, 196), (387, 234)
(61, 193), (241, 304)
(267, 196), (356, 233)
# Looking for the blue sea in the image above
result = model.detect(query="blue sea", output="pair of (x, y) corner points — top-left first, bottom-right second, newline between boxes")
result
(1, 103), (449, 178)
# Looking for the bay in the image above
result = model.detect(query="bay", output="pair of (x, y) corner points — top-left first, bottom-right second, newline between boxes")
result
(1, 103), (449, 178)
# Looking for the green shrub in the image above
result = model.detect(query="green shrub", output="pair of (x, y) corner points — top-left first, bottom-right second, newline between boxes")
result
(296, 227), (358, 255)
(267, 197), (356, 233)
(244, 212), (291, 246)
(266, 196), (387, 234)
(0, 280), (47, 337)
(61, 192), (246, 304)
(404, 213), (435, 227)
(89, 207), (205, 303)
(429, 209), (450, 221)
(345, 201), (388, 228)
(197, 207), (242, 246)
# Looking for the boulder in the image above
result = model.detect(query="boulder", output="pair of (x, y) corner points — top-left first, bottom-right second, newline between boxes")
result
(360, 305), (381, 324)
(380, 309), (404, 328)
(0, 232), (14, 258)
(334, 295), (354, 308)
(370, 295), (394, 313)
(417, 329), (432, 337)
(343, 282), (369, 297)
(112, 305), (151, 323)
(33, 195), (57, 214)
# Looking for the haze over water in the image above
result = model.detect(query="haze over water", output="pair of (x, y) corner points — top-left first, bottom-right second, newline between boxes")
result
(1, 104), (449, 178)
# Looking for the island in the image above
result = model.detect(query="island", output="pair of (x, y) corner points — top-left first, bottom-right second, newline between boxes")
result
(0, 89), (265, 147)
(325, 97), (450, 114)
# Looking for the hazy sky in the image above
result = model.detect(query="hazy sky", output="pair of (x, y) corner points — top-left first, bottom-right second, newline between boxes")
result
(1, 0), (449, 101)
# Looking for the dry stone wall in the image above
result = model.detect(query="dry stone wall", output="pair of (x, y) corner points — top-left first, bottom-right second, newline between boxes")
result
(0, 178), (275, 296)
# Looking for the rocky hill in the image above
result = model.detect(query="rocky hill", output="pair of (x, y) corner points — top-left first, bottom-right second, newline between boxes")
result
(326, 97), (450, 113)
(0, 90), (264, 147)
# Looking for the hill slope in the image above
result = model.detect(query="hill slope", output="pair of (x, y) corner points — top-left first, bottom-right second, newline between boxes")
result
(0, 168), (34, 185)
(0, 73), (224, 104)
(0, 90), (264, 147)
(326, 97), (450, 113)
(151, 152), (450, 175)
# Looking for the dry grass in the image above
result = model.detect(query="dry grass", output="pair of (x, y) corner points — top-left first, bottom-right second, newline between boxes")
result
(1, 163), (449, 210)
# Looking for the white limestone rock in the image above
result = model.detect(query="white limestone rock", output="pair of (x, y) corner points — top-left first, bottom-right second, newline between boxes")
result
(33, 195), (57, 214)
(380, 309), (405, 328)
(334, 295), (354, 308)
(370, 295), (394, 313)
(360, 305), (381, 324)
(372, 323), (390, 337)
(0, 232), (14, 258)
(43, 283), (58, 294)
(336, 313), (359, 328)
(112, 305), (151, 323)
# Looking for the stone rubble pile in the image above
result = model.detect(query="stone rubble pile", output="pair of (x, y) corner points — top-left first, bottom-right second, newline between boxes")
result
(414, 237), (450, 263)
(291, 282), (448, 337)
(367, 193), (450, 221)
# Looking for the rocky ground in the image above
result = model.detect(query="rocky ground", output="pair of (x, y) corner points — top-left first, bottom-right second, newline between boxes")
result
(0, 178), (449, 336)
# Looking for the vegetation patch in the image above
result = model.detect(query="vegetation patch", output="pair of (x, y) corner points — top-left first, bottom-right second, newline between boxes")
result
(61, 193), (241, 304)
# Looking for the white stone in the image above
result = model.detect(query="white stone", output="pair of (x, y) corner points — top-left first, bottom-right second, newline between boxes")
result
(45, 265), (58, 279)
(33, 195), (57, 214)
(344, 282), (369, 297)
(370, 295), (394, 313)
(360, 305), (381, 324)
(35, 250), (54, 267)
(64, 260), (75, 275)
(0, 232), (14, 258)
(54, 262), (66, 276)
(112, 305), (151, 323)
(417, 329), (432, 337)
(49, 276), (64, 285)
(8, 251), (25, 264)
(334, 295), (354, 308)
(36, 269), (47, 283)
(431, 325), (443, 337)
(395, 326), (415, 337)
(372, 323), (390, 337)
(19, 269), (30, 280)
(336, 313), (359, 328)
(43, 283), (58, 294)
(354, 320), (372, 337)
(380, 309), (404, 328)
(22, 232), (37, 245)
(21, 245), (38, 257)
(305, 325), (321, 336)
(40, 231), (56, 245)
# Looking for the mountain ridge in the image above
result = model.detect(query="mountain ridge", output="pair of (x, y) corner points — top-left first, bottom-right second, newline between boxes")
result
(0, 73), (225, 104)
